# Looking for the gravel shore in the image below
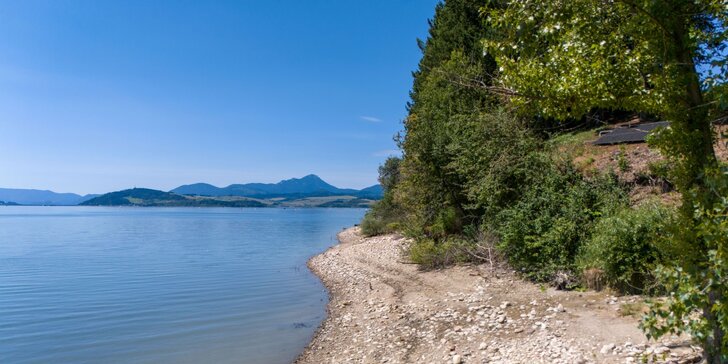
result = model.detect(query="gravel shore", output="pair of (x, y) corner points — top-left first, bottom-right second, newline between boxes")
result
(296, 227), (702, 364)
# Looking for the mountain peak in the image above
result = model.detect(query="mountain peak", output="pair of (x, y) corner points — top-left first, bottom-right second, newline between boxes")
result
(281, 174), (323, 183)
(275, 174), (337, 192)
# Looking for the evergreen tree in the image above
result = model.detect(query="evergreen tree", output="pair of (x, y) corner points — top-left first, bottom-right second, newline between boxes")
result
(398, 0), (497, 236)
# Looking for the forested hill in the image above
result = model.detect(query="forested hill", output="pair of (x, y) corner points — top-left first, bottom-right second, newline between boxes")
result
(80, 188), (215, 207)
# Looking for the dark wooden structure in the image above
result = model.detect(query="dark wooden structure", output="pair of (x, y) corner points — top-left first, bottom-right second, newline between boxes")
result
(593, 121), (670, 145)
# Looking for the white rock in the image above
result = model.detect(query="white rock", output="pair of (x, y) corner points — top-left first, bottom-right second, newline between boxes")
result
(600, 343), (615, 354)
(452, 354), (462, 364)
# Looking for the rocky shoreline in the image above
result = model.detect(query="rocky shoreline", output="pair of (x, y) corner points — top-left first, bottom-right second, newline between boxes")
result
(296, 227), (702, 364)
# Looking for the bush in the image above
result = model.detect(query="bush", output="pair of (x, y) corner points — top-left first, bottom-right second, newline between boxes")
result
(361, 156), (405, 237)
(577, 202), (677, 293)
(361, 196), (400, 236)
(425, 206), (462, 239)
(494, 161), (627, 283)
(409, 228), (506, 270)
(409, 238), (457, 268)
(647, 160), (672, 181)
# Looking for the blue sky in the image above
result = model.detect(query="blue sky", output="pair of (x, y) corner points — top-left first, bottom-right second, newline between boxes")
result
(0, 0), (438, 194)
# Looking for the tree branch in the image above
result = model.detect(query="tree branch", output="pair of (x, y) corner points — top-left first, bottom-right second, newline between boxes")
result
(429, 68), (542, 100)
(616, 0), (673, 36)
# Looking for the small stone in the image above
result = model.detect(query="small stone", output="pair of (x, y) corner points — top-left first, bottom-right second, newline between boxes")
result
(479, 342), (487, 351)
(600, 343), (616, 354)
(452, 354), (462, 364)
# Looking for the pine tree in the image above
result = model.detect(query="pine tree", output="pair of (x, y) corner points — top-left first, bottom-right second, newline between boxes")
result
(398, 0), (497, 235)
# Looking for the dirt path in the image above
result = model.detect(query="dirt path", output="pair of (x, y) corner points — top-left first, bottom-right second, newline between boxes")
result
(296, 228), (701, 364)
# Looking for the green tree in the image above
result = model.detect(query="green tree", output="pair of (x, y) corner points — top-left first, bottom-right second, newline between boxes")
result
(361, 157), (404, 236)
(378, 156), (401, 193)
(399, 0), (497, 235)
(445, 108), (542, 220)
(483, 1), (727, 360)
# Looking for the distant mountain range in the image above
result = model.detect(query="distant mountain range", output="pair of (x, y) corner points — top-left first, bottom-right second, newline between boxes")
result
(0, 175), (382, 206)
(171, 174), (383, 199)
(80, 187), (375, 208)
(0, 188), (99, 206)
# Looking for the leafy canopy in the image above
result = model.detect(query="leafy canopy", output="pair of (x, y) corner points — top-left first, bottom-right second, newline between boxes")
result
(482, 0), (727, 121)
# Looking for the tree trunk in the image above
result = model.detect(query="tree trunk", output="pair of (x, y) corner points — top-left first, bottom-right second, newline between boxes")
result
(673, 29), (717, 192)
(672, 18), (723, 362)
(704, 289), (725, 363)
(675, 21), (717, 166)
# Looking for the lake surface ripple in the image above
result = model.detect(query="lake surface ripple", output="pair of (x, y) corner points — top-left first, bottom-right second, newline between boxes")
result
(0, 206), (365, 364)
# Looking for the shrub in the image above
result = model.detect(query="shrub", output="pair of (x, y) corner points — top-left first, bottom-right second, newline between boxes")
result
(426, 206), (462, 239)
(647, 160), (672, 181)
(361, 196), (400, 236)
(361, 156), (405, 237)
(408, 228), (506, 270)
(409, 237), (466, 269)
(577, 202), (677, 294)
(494, 161), (627, 283)
(617, 145), (631, 172)
(360, 213), (388, 236)
(631, 160), (674, 192)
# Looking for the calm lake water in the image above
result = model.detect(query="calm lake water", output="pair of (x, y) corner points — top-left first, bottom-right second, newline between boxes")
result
(0, 206), (366, 364)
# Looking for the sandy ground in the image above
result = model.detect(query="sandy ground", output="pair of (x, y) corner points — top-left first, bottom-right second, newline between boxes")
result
(296, 228), (702, 364)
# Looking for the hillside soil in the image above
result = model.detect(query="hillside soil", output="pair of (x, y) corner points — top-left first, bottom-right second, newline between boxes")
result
(554, 124), (727, 206)
(296, 228), (702, 364)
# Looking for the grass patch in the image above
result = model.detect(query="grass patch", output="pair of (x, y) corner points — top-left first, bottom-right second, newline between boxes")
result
(619, 302), (646, 317)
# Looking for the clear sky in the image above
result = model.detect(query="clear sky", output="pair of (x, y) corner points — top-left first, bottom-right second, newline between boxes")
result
(0, 0), (439, 194)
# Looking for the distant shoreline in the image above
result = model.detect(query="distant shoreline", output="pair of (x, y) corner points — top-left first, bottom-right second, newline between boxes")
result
(0, 175), (383, 207)
(0, 204), (371, 209)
